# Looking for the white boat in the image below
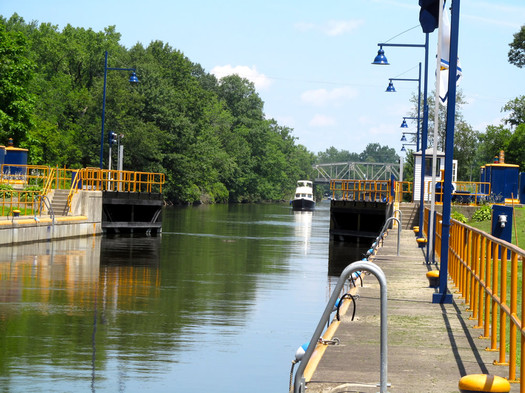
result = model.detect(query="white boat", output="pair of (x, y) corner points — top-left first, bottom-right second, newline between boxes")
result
(291, 180), (315, 211)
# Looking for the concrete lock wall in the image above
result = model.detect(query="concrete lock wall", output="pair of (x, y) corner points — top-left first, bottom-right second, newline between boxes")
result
(0, 191), (104, 246)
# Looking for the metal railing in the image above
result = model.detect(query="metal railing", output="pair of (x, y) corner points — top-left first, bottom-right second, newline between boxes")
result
(0, 164), (51, 187)
(66, 168), (165, 213)
(426, 180), (491, 205)
(330, 179), (392, 203)
(0, 165), (165, 217)
(292, 261), (388, 393)
(0, 190), (42, 217)
(429, 209), (525, 387)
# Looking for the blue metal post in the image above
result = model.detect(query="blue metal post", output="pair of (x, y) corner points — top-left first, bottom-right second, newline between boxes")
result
(99, 51), (138, 169)
(100, 51), (109, 169)
(433, 0), (460, 304)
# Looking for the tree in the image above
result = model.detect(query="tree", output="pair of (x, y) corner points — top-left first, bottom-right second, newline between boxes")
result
(476, 125), (512, 166)
(504, 124), (525, 170)
(508, 25), (525, 68)
(359, 143), (399, 163)
(502, 96), (525, 128)
(316, 147), (359, 163)
(0, 21), (35, 144)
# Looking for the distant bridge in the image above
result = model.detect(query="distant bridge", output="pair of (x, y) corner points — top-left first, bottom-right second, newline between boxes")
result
(313, 162), (400, 184)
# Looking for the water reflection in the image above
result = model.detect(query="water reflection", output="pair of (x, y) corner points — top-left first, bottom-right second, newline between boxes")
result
(0, 204), (361, 393)
(328, 240), (370, 276)
(293, 211), (313, 255)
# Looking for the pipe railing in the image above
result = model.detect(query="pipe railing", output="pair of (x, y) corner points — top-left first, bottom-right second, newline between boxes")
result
(428, 207), (525, 386)
(330, 179), (392, 203)
(292, 261), (388, 393)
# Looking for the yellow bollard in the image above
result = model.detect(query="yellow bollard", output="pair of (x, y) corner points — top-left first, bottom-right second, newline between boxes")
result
(458, 374), (510, 393)
(426, 271), (439, 288)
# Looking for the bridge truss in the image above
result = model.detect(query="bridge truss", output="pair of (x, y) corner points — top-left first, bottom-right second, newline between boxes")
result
(313, 162), (400, 183)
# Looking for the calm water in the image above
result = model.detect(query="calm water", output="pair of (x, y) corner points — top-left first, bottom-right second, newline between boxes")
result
(0, 202), (366, 393)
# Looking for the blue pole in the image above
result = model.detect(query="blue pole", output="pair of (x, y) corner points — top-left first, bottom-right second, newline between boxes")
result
(100, 51), (108, 169)
(433, 0), (460, 304)
(418, 33), (430, 251)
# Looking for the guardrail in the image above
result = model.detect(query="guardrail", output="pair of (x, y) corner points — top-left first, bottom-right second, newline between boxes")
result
(66, 168), (165, 213)
(330, 179), (392, 203)
(292, 260), (388, 393)
(426, 180), (492, 205)
(429, 208), (525, 385)
(0, 165), (165, 216)
(0, 190), (41, 217)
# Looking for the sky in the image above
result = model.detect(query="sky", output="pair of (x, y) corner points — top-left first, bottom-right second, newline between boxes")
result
(1, 0), (524, 158)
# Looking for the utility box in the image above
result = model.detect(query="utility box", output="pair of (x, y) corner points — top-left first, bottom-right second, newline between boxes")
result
(491, 205), (513, 258)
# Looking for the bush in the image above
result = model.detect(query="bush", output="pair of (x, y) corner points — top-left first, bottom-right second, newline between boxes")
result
(0, 183), (14, 199)
(472, 205), (492, 222)
(451, 210), (467, 223)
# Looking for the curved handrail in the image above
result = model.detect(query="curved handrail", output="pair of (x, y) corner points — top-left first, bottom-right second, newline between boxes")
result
(374, 216), (401, 256)
(293, 261), (388, 393)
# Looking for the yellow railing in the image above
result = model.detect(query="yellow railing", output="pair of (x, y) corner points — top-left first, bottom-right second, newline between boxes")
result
(0, 190), (41, 216)
(330, 179), (392, 202)
(427, 180), (492, 205)
(0, 164), (51, 187)
(66, 168), (165, 213)
(0, 165), (165, 216)
(397, 181), (414, 202)
(429, 208), (525, 386)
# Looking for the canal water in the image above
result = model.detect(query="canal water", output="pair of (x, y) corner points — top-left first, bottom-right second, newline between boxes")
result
(0, 202), (367, 393)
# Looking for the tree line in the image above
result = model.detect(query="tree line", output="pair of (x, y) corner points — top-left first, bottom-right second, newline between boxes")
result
(1, 14), (319, 204)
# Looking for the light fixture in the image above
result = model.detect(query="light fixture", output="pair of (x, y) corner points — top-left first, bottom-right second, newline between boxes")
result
(401, 145), (406, 152)
(372, 47), (389, 65)
(385, 80), (396, 92)
(400, 119), (408, 128)
(400, 134), (407, 142)
(129, 72), (140, 83)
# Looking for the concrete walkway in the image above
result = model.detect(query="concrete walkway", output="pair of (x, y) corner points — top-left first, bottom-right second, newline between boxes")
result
(305, 228), (516, 393)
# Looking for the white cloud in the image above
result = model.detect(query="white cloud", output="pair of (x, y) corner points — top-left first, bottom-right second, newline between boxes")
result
(294, 19), (364, 36)
(301, 87), (358, 106)
(369, 123), (396, 136)
(324, 20), (364, 36)
(309, 114), (336, 127)
(210, 65), (272, 90)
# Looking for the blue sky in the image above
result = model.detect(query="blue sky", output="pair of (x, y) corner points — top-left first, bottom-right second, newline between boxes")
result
(2, 0), (524, 158)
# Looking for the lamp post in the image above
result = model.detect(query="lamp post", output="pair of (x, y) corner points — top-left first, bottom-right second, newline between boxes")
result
(100, 51), (139, 169)
(372, 34), (430, 243)
(400, 117), (420, 150)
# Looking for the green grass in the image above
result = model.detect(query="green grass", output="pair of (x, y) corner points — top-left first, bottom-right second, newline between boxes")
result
(467, 206), (525, 247)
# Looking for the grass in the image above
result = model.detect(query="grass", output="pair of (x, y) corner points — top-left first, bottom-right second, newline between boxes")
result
(467, 206), (525, 247)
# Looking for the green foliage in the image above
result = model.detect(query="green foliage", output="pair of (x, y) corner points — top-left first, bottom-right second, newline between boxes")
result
(0, 14), (316, 204)
(451, 210), (467, 223)
(0, 183), (14, 198)
(471, 204), (492, 222)
(508, 25), (525, 68)
(505, 124), (525, 170)
(0, 20), (35, 144)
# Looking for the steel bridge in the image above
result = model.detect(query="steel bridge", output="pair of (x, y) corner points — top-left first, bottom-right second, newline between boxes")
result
(313, 162), (400, 184)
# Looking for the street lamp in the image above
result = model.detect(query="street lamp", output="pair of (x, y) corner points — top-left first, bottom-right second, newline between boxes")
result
(400, 143), (416, 153)
(384, 62), (422, 151)
(100, 51), (139, 169)
(372, 34), (430, 243)
(400, 116), (420, 150)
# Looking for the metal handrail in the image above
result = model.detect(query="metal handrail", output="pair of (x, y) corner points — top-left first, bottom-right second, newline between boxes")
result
(293, 261), (388, 393)
(375, 216), (401, 256)
(429, 207), (525, 384)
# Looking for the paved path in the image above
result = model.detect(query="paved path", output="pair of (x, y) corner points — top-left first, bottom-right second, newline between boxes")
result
(305, 228), (516, 393)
